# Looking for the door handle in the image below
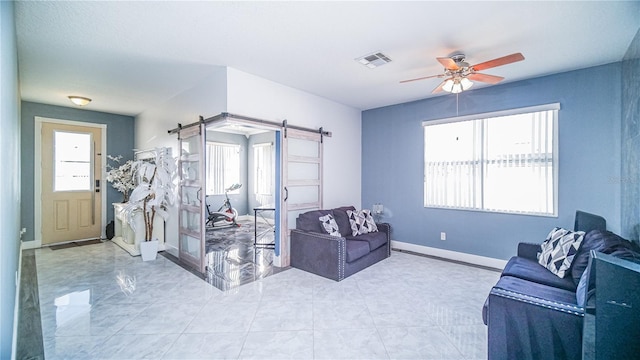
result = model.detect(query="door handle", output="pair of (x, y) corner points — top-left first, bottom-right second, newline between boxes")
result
(284, 187), (288, 202)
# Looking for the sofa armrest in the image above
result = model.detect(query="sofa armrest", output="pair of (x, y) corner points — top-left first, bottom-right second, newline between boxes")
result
(376, 223), (391, 256)
(487, 287), (583, 360)
(376, 222), (391, 237)
(290, 229), (346, 281)
(489, 287), (584, 316)
(517, 242), (541, 261)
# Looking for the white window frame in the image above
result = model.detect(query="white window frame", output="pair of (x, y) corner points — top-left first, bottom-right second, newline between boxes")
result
(423, 103), (560, 217)
(253, 142), (273, 196)
(205, 141), (241, 195)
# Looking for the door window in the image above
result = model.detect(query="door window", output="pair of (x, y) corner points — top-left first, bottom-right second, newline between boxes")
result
(54, 131), (92, 191)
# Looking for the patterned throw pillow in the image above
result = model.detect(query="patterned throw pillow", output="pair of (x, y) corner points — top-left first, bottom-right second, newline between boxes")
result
(319, 214), (341, 237)
(347, 209), (378, 236)
(538, 227), (585, 278)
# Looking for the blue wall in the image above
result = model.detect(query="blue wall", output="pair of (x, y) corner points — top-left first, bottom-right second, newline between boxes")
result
(362, 63), (622, 260)
(0, 1), (21, 357)
(21, 101), (135, 243)
(621, 28), (640, 240)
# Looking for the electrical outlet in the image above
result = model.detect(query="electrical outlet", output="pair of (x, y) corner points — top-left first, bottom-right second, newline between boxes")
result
(440, 232), (446, 241)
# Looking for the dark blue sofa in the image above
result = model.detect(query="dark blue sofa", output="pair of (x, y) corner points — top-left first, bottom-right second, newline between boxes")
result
(290, 206), (391, 281)
(483, 211), (640, 360)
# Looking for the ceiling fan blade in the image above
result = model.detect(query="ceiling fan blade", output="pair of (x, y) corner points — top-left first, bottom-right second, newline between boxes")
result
(432, 80), (447, 94)
(399, 74), (442, 84)
(437, 57), (459, 70)
(471, 53), (524, 71)
(467, 73), (504, 84)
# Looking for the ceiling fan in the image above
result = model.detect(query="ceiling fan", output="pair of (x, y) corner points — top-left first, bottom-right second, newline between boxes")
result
(400, 52), (525, 94)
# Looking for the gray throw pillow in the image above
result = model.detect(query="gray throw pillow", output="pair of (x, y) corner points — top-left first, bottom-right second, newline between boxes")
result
(319, 214), (341, 237)
(538, 227), (585, 278)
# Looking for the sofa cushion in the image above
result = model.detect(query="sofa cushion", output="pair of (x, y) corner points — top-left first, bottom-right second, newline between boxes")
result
(296, 209), (332, 233)
(319, 214), (341, 237)
(345, 239), (370, 263)
(502, 256), (577, 292)
(538, 227), (585, 278)
(571, 230), (638, 285)
(347, 209), (378, 236)
(332, 206), (356, 237)
(347, 231), (387, 252)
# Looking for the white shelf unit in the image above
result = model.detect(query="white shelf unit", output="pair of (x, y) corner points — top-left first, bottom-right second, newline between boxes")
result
(111, 202), (165, 256)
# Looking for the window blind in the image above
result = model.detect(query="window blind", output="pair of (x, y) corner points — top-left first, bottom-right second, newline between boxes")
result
(424, 104), (558, 216)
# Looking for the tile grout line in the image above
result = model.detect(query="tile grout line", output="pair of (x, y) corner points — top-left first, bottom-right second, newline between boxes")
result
(359, 276), (392, 360)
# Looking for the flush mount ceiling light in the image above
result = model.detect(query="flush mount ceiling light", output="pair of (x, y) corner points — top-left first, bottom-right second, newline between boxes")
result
(68, 96), (92, 106)
(355, 52), (392, 69)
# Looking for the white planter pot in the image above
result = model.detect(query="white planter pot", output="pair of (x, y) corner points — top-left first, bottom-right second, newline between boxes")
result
(140, 239), (159, 261)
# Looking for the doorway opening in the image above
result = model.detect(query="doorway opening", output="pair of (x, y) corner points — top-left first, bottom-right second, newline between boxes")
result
(204, 125), (280, 290)
(171, 113), (329, 291)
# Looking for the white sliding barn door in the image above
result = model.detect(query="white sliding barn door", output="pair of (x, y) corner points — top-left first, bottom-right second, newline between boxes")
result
(280, 128), (323, 267)
(178, 124), (206, 273)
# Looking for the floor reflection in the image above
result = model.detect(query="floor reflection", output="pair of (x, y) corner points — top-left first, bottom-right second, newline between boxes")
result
(55, 289), (91, 329)
(205, 217), (278, 291)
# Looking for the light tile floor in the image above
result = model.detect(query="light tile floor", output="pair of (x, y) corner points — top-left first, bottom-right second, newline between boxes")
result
(35, 241), (500, 359)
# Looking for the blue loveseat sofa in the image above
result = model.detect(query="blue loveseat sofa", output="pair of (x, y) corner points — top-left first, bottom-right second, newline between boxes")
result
(483, 211), (640, 360)
(290, 206), (391, 281)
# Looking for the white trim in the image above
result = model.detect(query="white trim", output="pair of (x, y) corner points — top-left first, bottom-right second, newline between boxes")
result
(391, 240), (508, 270)
(34, 117), (108, 246)
(273, 253), (282, 267)
(11, 242), (24, 360)
(22, 240), (41, 250)
(422, 102), (561, 126)
(423, 106), (559, 217)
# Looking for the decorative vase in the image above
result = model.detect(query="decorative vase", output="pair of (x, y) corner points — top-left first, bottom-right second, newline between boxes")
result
(140, 239), (159, 261)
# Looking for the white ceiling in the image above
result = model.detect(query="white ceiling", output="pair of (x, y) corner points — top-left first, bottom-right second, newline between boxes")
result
(15, 1), (640, 116)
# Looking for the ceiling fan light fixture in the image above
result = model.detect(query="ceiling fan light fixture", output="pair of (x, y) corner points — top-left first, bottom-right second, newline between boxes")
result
(451, 82), (463, 94)
(460, 77), (473, 90)
(68, 96), (92, 106)
(442, 78), (455, 92)
(442, 77), (473, 94)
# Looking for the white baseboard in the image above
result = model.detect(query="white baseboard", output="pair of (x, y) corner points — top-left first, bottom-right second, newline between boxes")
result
(11, 241), (24, 360)
(391, 240), (507, 270)
(163, 243), (179, 258)
(273, 254), (282, 267)
(21, 240), (40, 250)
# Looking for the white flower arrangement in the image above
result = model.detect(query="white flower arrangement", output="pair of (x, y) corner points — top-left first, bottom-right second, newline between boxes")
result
(122, 148), (176, 242)
(106, 155), (136, 202)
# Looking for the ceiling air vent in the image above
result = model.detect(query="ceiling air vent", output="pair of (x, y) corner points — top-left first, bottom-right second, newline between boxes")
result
(356, 52), (392, 69)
